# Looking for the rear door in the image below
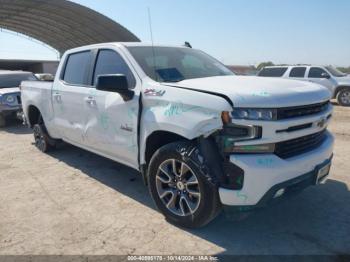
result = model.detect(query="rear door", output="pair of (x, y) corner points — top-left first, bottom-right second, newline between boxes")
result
(258, 67), (288, 77)
(288, 66), (307, 81)
(52, 50), (94, 144)
(83, 48), (140, 168)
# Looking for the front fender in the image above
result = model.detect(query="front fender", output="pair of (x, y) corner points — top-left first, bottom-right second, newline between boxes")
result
(140, 85), (232, 164)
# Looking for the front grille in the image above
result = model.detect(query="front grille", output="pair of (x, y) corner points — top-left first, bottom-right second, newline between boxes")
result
(17, 95), (22, 104)
(277, 101), (330, 120)
(275, 130), (327, 159)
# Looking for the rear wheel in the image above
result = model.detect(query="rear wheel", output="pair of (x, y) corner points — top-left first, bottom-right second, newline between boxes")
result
(33, 123), (57, 153)
(148, 141), (221, 228)
(337, 87), (350, 107)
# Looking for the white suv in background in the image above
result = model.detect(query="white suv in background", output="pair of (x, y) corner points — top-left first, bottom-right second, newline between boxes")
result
(258, 65), (350, 106)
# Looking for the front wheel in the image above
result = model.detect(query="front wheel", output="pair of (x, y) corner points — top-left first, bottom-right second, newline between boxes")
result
(148, 141), (221, 228)
(337, 88), (350, 107)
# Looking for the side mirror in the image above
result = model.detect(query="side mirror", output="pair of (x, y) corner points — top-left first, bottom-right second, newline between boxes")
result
(321, 72), (331, 79)
(96, 74), (134, 101)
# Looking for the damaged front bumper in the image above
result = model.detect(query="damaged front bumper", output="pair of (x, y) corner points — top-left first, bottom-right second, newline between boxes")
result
(218, 131), (334, 208)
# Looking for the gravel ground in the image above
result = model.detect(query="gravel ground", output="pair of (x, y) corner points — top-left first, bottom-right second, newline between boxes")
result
(0, 104), (349, 256)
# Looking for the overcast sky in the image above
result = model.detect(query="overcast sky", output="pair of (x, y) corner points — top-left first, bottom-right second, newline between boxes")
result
(0, 0), (349, 66)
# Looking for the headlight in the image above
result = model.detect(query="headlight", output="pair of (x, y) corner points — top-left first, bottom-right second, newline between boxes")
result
(231, 108), (277, 121)
(215, 124), (263, 153)
(5, 95), (15, 104)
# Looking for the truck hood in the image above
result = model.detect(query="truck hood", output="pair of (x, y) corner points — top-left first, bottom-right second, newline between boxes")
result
(0, 87), (20, 95)
(164, 76), (331, 108)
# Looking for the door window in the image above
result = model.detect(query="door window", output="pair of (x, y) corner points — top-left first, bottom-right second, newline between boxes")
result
(93, 49), (136, 88)
(289, 67), (306, 78)
(62, 51), (92, 85)
(308, 67), (328, 78)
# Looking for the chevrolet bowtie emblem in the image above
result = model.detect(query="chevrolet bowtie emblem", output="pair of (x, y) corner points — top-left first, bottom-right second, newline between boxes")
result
(317, 117), (327, 128)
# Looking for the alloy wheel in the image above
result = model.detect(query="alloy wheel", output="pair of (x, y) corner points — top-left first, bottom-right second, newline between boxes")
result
(340, 91), (350, 105)
(33, 125), (46, 151)
(156, 159), (201, 217)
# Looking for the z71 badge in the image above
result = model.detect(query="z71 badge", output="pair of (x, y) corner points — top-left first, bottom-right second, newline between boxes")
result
(144, 89), (166, 97)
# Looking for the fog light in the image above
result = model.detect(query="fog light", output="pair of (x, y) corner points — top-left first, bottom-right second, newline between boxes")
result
(274, 188), (285, 198)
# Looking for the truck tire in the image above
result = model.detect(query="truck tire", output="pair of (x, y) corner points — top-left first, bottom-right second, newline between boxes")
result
(337, 87), (350, 107)
(33, 124), (56, 153)
(148, 141), (221, 228)
(0, 114), (5, 127)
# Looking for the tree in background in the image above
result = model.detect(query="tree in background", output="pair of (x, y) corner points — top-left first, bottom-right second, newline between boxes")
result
(257, 62), (274, 71)
(337, 67), (350, 74)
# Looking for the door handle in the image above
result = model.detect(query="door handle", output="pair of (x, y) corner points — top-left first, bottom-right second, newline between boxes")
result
(85, 96), (96, 106)
(53, 92), (62, 102)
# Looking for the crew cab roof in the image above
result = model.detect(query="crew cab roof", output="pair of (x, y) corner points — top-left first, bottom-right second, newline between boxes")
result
(64, 42), (191, 54)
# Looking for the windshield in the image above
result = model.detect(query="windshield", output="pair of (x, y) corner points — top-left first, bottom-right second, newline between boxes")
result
(325, 66), (347, 77)
(0, 73), (37, 88)
(127, 46), (234, 82)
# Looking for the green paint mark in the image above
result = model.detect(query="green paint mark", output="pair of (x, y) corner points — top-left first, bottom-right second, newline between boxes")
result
(89, 88), (98, 97)
(163, 103), (207, 117)
(236, 176), (243, 186)
(128, 108), (138, 119)
(236, 191), (248, 202)
(99, 113), (110, 130)
(252, 91), (270, 97)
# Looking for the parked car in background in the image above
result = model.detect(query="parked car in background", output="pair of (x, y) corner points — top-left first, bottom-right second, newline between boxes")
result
(35, 73), (55, 81)
(0, 71), (37, 127)
(258, 65), (350, 106)
(21, 43), (333, 228)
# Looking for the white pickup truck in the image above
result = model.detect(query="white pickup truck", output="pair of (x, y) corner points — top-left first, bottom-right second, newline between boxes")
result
(21, 43), (334, 228)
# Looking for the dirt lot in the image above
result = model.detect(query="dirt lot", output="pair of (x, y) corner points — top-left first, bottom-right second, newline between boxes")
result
(0, 105), (349, 256)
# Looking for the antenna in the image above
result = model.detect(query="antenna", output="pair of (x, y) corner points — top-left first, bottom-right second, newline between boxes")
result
(147, 7), (158, 82)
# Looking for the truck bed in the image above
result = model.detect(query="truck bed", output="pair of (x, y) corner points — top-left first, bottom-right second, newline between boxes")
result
(21, 80), (54, 127)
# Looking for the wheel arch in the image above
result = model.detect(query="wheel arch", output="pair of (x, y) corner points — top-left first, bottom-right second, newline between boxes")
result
(145, 130), (190, 165)
(27, 105), (42, 128)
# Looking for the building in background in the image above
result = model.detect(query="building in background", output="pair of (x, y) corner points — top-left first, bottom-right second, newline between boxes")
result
(0, 59), (59, 75)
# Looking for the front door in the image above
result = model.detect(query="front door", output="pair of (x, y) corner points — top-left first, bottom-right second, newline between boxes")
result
(307, 67), (337, 92)
(83, 49), (140, 168)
